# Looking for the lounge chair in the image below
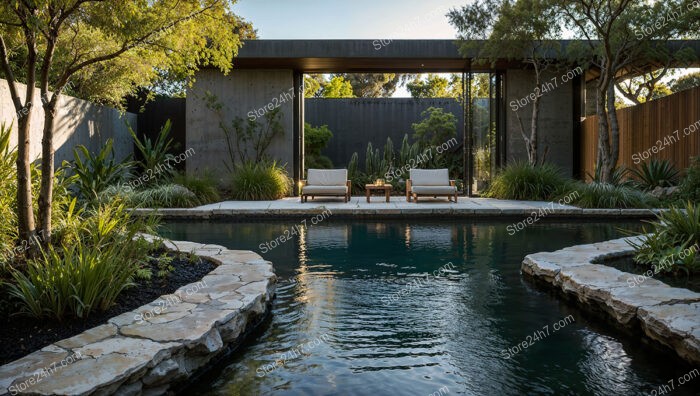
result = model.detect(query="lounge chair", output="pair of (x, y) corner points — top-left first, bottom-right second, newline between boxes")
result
(406, 169), (458, 202)
(301, 169), (351, 203)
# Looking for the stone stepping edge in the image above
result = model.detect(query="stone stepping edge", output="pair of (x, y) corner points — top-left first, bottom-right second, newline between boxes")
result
(521, 237), (700, 365)
(0, 236), (277, 396)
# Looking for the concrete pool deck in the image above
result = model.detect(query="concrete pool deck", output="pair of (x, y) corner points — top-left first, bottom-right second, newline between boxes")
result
(131, 197), (663, 219)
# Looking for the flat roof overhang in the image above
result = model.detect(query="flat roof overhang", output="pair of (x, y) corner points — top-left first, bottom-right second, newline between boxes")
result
(230, 39), (700, 74)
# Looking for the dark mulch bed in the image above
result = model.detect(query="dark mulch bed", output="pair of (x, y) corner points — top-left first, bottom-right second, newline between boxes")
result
(0, 252), (216, 365)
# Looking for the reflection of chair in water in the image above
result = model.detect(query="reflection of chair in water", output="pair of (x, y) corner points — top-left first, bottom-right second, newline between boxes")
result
(306, 225), (350, 249)
(407, 225), (453, 250)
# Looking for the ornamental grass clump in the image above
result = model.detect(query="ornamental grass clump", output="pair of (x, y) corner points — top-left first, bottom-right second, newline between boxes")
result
(230, 161), (291, 200)
(7, 200), (155, 320)
(484, 162), (570, 201)
(564, 181), (658, 209)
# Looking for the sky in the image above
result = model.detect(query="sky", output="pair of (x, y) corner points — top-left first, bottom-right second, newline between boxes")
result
(231, 0), (698, 98)
(232, 0), (465, 96)
(232, 0), (464, 40)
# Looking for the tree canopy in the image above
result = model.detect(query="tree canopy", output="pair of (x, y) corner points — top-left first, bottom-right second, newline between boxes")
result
(322, 76), (355, 98)
(0, 0), (247, 240)
(670, 72), (700, 93)
(407, 74), (462, 98)
(337, 73), (414, 98)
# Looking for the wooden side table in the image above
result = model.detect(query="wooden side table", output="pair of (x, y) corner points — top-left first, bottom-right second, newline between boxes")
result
(365, 184), (392, 203)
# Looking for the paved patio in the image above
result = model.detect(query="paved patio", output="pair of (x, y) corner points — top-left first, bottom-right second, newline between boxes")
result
(132, 197), (661, 218)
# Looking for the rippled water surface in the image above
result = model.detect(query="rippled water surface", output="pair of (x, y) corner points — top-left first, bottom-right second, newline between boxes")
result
(160, 220), (699, 396)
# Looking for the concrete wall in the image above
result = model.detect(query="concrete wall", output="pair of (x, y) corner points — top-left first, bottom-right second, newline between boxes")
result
(305, 98), (464, 166)
(0, 79), (135, 164)
(505, 69), (575, 176)
(186, 69), (294, 179)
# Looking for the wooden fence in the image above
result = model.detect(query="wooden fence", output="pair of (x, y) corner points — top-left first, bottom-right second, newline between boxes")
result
(581, 85), (700, 180)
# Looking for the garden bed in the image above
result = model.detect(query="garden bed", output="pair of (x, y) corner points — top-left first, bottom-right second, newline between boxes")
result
(0, 252), (216, 365)
(0, 238), (276, 396)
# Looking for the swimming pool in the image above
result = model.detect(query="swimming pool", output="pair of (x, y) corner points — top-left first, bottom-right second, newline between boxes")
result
(160, 219), (699, 396)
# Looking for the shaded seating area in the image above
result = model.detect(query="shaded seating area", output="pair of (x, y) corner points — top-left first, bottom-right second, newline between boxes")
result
(301, 169), (351, 203)
(406, 169), (458, 202)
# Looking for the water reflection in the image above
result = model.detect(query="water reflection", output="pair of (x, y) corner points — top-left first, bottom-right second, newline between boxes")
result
(159, 220), (699, 396)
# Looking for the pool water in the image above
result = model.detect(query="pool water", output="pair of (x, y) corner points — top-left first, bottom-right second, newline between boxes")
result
(160, 220), (699, 396)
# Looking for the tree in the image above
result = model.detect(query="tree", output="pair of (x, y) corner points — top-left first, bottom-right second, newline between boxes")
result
(304, 74), (326, 98)
(304, 123), (333, 169)
(670, 72), (700, 93)
(553, 0), (700, 182)
(322, 76), (355, 98)
(616, 69), (675, 105)
(337, 73), (414, 98)
(407, 74), (463, 98)
(449, 0), (563, 166)
(412, 107), (457, 148)
(0, 0), (243, 242)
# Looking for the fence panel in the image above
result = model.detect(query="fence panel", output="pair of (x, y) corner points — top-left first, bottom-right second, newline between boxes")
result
(581, 85), (700, 179)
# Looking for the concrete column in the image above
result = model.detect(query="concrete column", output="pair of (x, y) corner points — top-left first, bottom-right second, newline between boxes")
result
(186, 69), (295, 183)
(505, 68), (575, 177)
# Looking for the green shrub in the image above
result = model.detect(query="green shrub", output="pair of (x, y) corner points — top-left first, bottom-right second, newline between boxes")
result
(173, 172), (221, 204)
(630, 202), (700, 274)
(629, 159), (680, 190)
(231, 161), (291, 200)
(0, 123), (17, 267)
(7, 201), (154, 319)
(129, 119), (177, 179)
(677, 156), (700, 202)
(64, 139), (132, 202)
(304, 123), (333, 169)
(587, 165), (630, 187)
(98, 182), (203, 208)
(412, 107), (457, 148)
(565, 182), (658, 209)
(485, 162), (570, 200)
(133, 184), (199, 208)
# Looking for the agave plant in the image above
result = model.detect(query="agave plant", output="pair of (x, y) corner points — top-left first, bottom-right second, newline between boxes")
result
(586, 165), (631, 187)
(128, 119), (176, 178)
(64, 139), (133, 202)
(630, 159), (681, 190)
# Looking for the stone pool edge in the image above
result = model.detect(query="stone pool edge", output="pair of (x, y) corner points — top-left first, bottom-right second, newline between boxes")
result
(0, 236), (276, 396)
(521, 237), (700, 365)
(130, 207), (664, 219)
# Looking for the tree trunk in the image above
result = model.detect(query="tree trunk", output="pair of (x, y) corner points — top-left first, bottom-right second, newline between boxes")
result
(529, 72), (541, 166)
(38, 32), (58, 244)
(38, 104), (56, 243)
(16, 111), (36, 241)
(606, 81), (620, 172)
(595, 83), (613, 183)
(17, 31), (38, 242)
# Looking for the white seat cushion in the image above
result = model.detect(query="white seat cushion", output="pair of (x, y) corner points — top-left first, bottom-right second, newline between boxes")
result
(410, 169), (450, 186)
(302, 185), (348, 195)
(411, 186), (456, 195)
(307, 169), (348, 186)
